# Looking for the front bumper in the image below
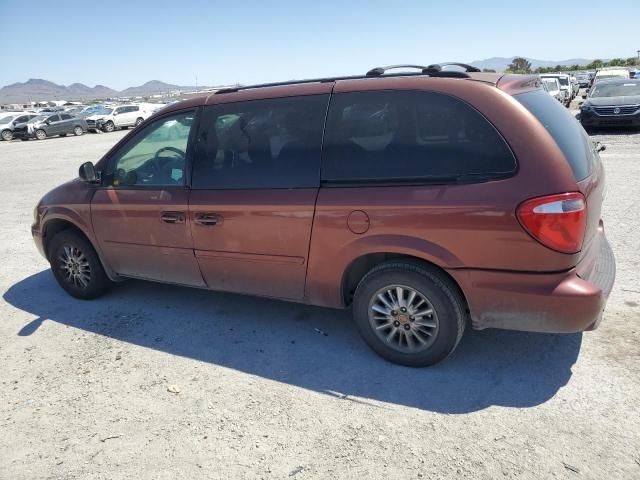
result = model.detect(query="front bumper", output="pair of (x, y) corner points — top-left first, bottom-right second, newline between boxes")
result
(86, 119), (106, 131)
(12, 129), (34, 139)
(580, 109), (640, 128)
(31, 226), (46, 259)
(449, 224), (615, 333)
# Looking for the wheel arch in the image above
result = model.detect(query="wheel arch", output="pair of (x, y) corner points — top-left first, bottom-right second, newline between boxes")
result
(42, 217), (119, 281)
(341, 252), (469, 312)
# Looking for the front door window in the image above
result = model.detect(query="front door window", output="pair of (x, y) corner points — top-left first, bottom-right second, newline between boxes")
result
(106, 111), (194, 188)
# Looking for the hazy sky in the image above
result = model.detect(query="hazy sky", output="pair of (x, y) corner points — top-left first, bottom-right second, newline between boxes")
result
(1, 0), (638, 89)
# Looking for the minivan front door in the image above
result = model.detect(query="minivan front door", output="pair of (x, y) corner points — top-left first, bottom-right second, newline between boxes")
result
(92, 110), (205, 286)
(188, 94), (330, 300)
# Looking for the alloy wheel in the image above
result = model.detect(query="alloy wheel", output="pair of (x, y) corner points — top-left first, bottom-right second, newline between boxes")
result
(58, 244), (91, 289)
(368, 284), (439, 353)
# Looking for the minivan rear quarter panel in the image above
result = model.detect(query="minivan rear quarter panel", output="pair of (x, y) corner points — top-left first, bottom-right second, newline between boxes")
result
(306, 77), (586, 308)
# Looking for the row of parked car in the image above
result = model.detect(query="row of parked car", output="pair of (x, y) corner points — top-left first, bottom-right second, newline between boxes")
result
(539, 66), (638, 111)
(0, 104), (157, 141)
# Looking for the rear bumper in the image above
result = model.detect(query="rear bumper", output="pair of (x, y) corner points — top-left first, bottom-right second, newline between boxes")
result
(450, 224), (615, 333)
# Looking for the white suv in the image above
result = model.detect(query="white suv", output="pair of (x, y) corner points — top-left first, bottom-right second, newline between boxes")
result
(85, 105), (148, 132)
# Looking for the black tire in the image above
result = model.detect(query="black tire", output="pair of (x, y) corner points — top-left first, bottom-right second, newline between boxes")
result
(35, 129), (47, 140)
(73, 126), (83, 136)
(1, 129), (13, 141)
(48, 230), (112, 299)
(352, 261), (466, 367)
(103, 121), (115, 132)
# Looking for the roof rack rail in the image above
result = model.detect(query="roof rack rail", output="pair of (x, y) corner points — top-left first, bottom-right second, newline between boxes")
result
(214, 62), (483, 95)
(366, 65), (431, 76)
(426, 62), (482, 73)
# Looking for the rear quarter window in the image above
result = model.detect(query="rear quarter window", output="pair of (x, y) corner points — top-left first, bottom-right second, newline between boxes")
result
(515, 89), (594, 180)
(322, 90), (516, 183)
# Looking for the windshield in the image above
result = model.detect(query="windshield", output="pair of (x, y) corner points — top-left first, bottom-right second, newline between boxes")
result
(0, 115), (16, 124)
(96, 108), (113, 115)
(558, 78), (569, 86)
(30, 115), (49, 123)
(591, 83), (640, 98)
(543, 79), (558, 91)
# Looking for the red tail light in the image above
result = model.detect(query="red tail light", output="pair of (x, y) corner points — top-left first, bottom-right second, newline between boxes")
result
(517, 192), (587, 254)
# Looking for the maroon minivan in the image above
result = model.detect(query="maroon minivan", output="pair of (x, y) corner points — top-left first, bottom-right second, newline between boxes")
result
(32, 64), (615, 366)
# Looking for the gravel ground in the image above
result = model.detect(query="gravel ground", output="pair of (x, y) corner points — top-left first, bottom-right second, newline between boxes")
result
(0, 117), (639, 480)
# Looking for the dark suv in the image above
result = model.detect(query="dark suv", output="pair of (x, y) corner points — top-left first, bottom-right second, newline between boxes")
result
(13, 113), (87, 140)
(31, 64), (615, 366)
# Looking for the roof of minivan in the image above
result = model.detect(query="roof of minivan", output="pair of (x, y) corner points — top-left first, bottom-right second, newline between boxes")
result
(157, 73), (541, 116)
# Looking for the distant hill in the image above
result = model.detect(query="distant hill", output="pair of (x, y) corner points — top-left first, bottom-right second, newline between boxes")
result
(0, 78), (200, 103)
(468, 57), (606, 72)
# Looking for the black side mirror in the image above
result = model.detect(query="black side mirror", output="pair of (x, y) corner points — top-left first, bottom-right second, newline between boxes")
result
(79, 161), (99, 183)
(595, 142), (606, 153)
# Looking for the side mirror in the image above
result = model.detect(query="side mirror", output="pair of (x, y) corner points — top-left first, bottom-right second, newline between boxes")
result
(595, 142), (606, 153)
(113, 111), (118, 116)
(79, 161), (99, 183)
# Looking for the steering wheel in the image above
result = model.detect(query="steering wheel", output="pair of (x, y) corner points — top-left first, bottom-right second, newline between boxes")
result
(154, 146), (185, 162)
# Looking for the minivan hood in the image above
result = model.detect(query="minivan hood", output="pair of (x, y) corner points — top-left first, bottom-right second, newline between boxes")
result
(585, 95), (640, 106)
(85, 114), (108, 120)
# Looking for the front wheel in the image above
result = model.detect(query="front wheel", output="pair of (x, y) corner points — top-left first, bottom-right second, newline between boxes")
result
(103, 121), (115, 132)
(352, 261), (466, 367)
(49, 230), (112, 299)
(134, 117), (144, 127)
(73, 126), (83, 136)
(35, 129), (47, 140)
(1, 129), (13, 141)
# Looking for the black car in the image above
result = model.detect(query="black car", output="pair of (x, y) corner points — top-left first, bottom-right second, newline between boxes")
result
(580, 78), (640, 129)
(12, 113), (88, 140)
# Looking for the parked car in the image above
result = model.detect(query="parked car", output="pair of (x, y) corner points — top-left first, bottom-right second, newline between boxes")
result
(570, 75), (579, 96)
(76, 105), (107, 117)
(85, 105), (148, 132)
(13, 113), (88, 140)
(540, 74), (572, 106)
(580, 78), (640, 130)
(0, 112), (39, 141)
(594, 67), (630, 83)
(576, 73), (591, 88)
(31, 64), (615, 367)
(541, 77), (563, 103)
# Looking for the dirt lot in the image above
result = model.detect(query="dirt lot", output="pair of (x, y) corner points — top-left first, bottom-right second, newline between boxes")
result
(0, 121), (639, 479)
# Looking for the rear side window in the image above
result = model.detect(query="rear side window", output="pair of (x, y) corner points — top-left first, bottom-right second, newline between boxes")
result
(192, 95), (329, 189)
(322, 91), (516, 183)
(515, 90), (594, 180)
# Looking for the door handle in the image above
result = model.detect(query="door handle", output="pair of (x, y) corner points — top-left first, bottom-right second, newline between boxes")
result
(194, 212), (223, 226)
(160, 211), (185, 224)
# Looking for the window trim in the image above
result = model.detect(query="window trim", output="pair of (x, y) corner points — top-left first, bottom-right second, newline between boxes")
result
(319, 89), (518, 187)
(99, 107), (200, 191)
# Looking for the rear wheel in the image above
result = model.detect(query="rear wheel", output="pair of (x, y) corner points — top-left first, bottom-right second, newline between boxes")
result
(48, 230), (112, 299)
(353, 261), (465, 367)
(103, 121), (115, 132)
(1, 129), (13, 141)
(73, 126), (83, 136)
(35, 129), (47, 140)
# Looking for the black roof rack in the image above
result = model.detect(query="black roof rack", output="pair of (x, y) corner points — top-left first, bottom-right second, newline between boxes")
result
(215, 62), (482, 95)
